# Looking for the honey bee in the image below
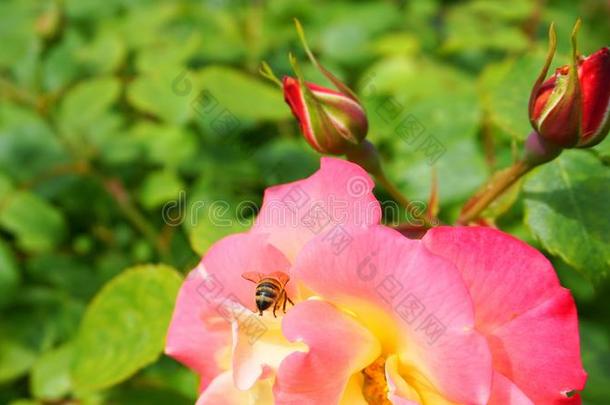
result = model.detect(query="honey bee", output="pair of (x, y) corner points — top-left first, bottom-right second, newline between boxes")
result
(241, 271), (294, 317)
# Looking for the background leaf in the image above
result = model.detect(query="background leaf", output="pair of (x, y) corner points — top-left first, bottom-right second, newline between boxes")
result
(197, 66), (290, 122)
(0, 191), (66, 254)
(524, 151), (610, 282)
(30, 344), (73, 400)
(72, 265), (182, 393)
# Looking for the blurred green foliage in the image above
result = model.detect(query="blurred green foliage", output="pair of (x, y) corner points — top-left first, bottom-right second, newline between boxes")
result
(0, 0), (609, 403)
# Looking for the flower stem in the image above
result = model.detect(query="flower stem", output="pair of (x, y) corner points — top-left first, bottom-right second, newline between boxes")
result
(374, 170), (411, 210)
(376, 171), (437, 229)
(457, 159), (533, 225)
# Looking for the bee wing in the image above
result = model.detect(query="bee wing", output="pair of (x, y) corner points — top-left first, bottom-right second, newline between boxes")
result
(241, 272), (264, 283)
(268, 271), (290, 286)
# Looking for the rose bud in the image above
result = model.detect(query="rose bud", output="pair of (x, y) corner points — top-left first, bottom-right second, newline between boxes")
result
(282, 75), (368, 154)
(529, 20), (610, 149)
(269, 19), (369, 155)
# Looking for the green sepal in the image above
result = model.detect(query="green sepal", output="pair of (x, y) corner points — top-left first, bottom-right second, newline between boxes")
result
(293, 18), (361, 104)
(259, 61), (282, 88)
(528, 22), (557, 125)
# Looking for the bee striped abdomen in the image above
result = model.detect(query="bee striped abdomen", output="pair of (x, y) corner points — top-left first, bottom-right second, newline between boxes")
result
(242, 272), (293, 317)
(255, 280), (281, 313)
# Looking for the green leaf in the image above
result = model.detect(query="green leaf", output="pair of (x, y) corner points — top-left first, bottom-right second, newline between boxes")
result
(442, 0), (532, 54)
(106, 386), (192, 405)
(72, 264), (182, 393)
(138, 170), (185, 210)
(59, 77), (121, 136)
(26, 254), (99, 300)
(0, 191), (66, 254)
(554, 259), (595, 304)
(592, 136), (610, 162)
(0, 2), (38, 70)
(64, 0), (122, 20)
(254, 138), (319, 185)
(42, 29), (85, 92)
(77, 29), (126, 75)
(186, 193), (250, 256)
(0, 287), (77, 385)
(116, 4), (179, 50)
(523, 151), (610, 282)
(0, 239), (20, 309)
(130, 123), (198, 168)
(479, 51), (547, 141)
(30, 344), (74, 400)
(127, 67), (193, 124)
(580, 321), (610, 403)
(5, 287), (83, 352)
(0, 172), (13, 201)
(0, 337), (38, 384)
(138, 357), (198, 401)
(0, 104), (69, 182)
(8, 400), (40, 405)
(361, 57), (486, 204)
(135, 35), (200, 74)
(196, 66), (290, 122)
(371, 33), (420, 57)
(317, 2), (401, 65)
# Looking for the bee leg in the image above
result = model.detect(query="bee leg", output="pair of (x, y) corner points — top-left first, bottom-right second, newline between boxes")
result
(286, 295), (294, 306)
(272, 299), (278, 318)
(282, 292), (288, 313)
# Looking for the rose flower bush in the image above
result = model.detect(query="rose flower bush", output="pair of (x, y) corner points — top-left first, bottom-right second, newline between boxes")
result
(165, 158), (586, 405)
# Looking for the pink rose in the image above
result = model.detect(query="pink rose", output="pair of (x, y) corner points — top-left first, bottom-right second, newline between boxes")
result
(165, 158), (586, 404)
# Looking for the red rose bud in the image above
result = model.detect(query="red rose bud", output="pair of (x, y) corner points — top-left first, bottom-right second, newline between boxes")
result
(283, 76), (368, 154)
(279, 19), (368, 155)
(529, 21), (610, 149)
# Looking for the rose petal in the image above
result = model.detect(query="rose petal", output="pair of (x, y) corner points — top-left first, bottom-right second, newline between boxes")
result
(292, 225), (492, 404)
(165, 269), (230, 389)
(532, 76), (558, 122)
(423, 226), (587, 404)
(165, 232), (291, 387)
(422, 226), (560, 331)
(283, 76), (321, 151)
(199, 232), (292, 314)
(196, 371), (274, 405)
(580, 47), (610, 143)
(488, 290), (586, 404)
(227, 302), (307, 390)
(339, 375), (369, 405)
(273, 300), (381, 405)
(385, 355), (422, 405)
(252, 157), (381, 261)
(488, 372), (534, 405)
